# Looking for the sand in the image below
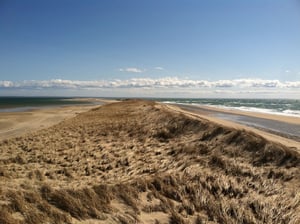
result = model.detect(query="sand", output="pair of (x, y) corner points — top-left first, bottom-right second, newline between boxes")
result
(0, 104), (99, 141)
(0, 98), (118, 141)
(2, 100), (300, 146)
(169, 104), (300, 149)
(0, 100), (299, 223)
(182, 104), (300, 124)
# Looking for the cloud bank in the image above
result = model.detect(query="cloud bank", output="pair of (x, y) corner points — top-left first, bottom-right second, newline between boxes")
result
(1, 77), (299, 98)
(1, 77), (300, 89)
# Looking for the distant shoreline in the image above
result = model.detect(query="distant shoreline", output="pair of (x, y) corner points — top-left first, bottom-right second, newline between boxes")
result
(166, 103), (300, 148)
(0, 97), (118, 141)
(0, 97), (91, 110)
(0, 97), (115, 112)
(1, 98), (300, 147)
(0, 103), (100, 141)
(159, 98), (300, 118)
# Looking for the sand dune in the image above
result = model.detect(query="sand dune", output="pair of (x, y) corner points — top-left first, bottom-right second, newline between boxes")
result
(0, 100), (299, 223)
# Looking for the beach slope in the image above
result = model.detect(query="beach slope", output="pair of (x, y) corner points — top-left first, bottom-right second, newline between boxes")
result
(0, 100), (299, 223)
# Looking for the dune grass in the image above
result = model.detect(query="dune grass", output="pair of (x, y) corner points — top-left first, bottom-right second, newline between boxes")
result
(0, 100), (299, 223)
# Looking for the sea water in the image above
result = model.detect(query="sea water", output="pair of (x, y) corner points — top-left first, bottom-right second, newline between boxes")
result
(1, 97), (300, 118)
(0, 97), (91, 112)
(159, 98), (300, 118)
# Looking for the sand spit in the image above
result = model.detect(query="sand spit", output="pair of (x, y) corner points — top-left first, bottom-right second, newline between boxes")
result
(0, 100), (299, 224)
(0, 104), (99, 141)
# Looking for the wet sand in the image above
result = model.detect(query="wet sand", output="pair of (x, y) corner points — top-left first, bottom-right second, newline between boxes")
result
(213, 112), (300, 141)
(167, 104), (300, 149)
(174, 104), (300, 141)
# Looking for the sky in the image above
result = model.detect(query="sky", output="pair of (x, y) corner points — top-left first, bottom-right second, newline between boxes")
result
(0, 0), (300, 98)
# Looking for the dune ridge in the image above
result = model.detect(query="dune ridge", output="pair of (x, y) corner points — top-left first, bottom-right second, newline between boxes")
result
(0, 100), (299, 223)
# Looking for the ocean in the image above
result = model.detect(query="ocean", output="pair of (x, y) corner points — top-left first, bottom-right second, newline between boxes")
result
(1, 97), (300, 118)
(1, 97), (299, 140)
(0, 97), (91, 112)
(158, 98), (300, 118)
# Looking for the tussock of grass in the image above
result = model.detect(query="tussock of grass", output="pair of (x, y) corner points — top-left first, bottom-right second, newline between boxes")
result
(0, 207), (20, 224)
(0, 100), (299, 223)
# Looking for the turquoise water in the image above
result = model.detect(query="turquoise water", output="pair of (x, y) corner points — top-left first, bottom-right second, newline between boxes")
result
(158, 98), (300, 117)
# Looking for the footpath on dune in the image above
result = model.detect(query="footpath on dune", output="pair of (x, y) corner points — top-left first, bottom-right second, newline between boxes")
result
(0, 100), (299, 224)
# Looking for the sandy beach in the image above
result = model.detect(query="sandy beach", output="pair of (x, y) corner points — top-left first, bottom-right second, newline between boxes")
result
(175, 103), (300, 124)
(0, 100), (299, 223)
(0, 98), (116, 141)
(0, 104), (99, 141)
(3, 99), (298, 147)
(170, 103), (300, 148)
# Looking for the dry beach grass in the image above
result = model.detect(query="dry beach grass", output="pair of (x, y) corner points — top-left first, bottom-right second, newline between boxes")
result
(0, 100), (299, 223)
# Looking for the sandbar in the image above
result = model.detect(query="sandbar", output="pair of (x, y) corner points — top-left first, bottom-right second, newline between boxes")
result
(0, 104), (99, 141)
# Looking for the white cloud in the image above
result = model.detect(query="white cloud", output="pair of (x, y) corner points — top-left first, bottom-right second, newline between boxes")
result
(154, 67), (164, 70)
(285, 81), (300, 88)
(214, 80), (235, 88)
(119, 67), (144, 73)
(1, 77), (300, 98)
(0, 81), (13, 87)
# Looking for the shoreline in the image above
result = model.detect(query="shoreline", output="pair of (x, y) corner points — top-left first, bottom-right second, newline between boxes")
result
(169, 103), (300, 124)
(167, 103), (300, 149)
(0, 97), (116, 112)
(0, 98), (117, 141)
(175, 104), (300, 140)
(0, 104), (100, 141)
(1, 100), (299, 149)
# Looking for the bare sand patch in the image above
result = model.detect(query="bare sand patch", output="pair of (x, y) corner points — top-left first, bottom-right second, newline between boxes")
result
(0, 105), (99, 141)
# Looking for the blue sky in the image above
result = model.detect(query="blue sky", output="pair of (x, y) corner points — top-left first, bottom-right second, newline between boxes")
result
(1, 0), (300, 98)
